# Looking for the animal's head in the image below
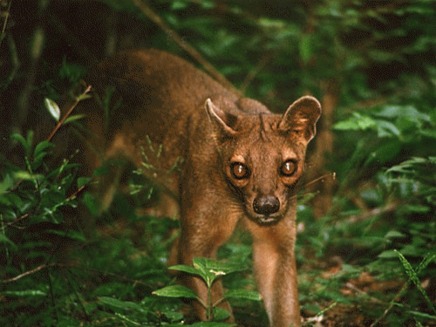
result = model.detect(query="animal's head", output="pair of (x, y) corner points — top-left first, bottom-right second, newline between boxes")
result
(206, 96), (321, 225)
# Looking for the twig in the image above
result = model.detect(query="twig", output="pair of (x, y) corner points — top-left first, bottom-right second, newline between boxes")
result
(303, 172), (336, 190)
(240, 53), (273, 93)
(0, 0), (12, 48)
(47, 84), (92, 142)
(130, 0), (241, 96)
(288, 172), (335, 201)
(0, 34), (20, 92)
(0, 212), (30, 231)
(66, 183), (87, 201)
(2, 261), (152, 289)
(344, 282), (385, 304)
(2, 263), (54, 283)
(346, 201), (398, 223)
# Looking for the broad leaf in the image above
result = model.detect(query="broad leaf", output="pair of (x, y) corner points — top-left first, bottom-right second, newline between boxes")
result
(224, 289), (262, 301)
(44, 97), (61, 122)
(153, 285), (198, 300)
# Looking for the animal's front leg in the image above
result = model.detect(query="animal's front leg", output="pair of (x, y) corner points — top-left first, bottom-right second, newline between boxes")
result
(177, 206), (239, 322)
(246, 218), (301, 327)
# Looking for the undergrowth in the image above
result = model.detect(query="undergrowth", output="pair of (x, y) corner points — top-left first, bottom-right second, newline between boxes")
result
(0, 106), (434, 326)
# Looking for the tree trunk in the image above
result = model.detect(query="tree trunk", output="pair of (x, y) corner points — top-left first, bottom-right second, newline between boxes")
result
(307, 81), (338, 218)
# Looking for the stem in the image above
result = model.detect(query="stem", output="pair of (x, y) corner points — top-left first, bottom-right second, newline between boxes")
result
(47, 84), (91, 142)
(0, 0), (12, 48)
(206, 284), (213, 321)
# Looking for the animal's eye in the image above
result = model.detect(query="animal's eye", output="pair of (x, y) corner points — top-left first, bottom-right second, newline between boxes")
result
(231, 162), (250, 180)
(280, 160), (297, 177)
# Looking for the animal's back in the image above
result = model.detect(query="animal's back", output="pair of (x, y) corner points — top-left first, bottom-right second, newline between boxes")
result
(81, 50), (234, 183)
(90, 48), (238, 131)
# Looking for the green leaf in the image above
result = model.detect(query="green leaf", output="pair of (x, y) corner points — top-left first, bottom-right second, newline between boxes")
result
(0, 174), (14, 195)
(407, 310), (436, 320)
(375, 120), (401, 138)
(334, 113), (376, 131)
(32, 141), (53, 169)
(98, 296), (146, 312)
(47, 229), (86, 242)
(81, 192), (100, 216)
(224, 289), (262, 301)
(2, 290), (47, 297)
(44, 97), (61, 122)
(76, 93), (92, 102)
(0, 233), (16, 247)
(10, 132), (28, 148)
(193, 257), (248, 275)
(158, 308), (184, 322)
(376, 105), (430, 123)
(171, 1), (189, 10)
(211, 306), (231, 322)
(420, 128), (436, 139)
(378, 250), (398, 259)
(13, 170), (42, 182)
(395, 250), (436, 313)
(77, 177), (91, 188)
(34, 141), (53, 157)
(11, 131), (34, 157)
(153, 285), (198, 300)
(187, 257), (248, 288)
(64, 114), (86, 125)
(387, 157), (435, 176)
(415, 253), (436, 275)
(385, 230), (406, 239)
(169, 264), (203, 277)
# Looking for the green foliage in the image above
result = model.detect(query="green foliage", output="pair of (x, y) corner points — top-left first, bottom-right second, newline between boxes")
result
(0, 133), (82, 325)
(0, 134), (177, 325)
(154, 258), (260, 323)
(298, 95), (435, 324)
(395, 250), (435, 314)
(0, 132), (79, 225)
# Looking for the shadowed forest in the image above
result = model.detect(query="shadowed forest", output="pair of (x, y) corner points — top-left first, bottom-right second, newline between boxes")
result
(0, 1), (435, 326)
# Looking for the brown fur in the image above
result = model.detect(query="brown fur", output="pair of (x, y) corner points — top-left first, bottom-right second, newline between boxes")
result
(76, 49), (321, 327)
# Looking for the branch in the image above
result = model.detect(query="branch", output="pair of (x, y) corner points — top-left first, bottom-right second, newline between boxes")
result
(130, 0), (241, 96)
(240, 53), (273, 93)
(2, 263), (55, 283)
(346, 201), (398, 223)
(1, 262), (153, 288)
(0, 34), (20, 92)
(47, 84), (92, 142)
(0, 0), (12, 48)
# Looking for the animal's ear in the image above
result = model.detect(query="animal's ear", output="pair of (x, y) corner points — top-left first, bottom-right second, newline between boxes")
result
(278, 96), (321, 142)
(205, 98), (238, 138)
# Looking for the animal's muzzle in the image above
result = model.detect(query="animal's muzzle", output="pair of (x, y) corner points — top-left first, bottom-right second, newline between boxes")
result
(253, 195), (280, 216)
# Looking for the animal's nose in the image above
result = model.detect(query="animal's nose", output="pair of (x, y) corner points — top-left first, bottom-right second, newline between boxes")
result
(253, 195), (280, 215)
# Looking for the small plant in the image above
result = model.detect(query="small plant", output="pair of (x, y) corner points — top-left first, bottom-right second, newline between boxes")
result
(153, 257), (261, 324)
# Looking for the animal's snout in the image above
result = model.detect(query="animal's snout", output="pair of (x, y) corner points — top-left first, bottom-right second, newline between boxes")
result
(253, 195), (280, 215)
